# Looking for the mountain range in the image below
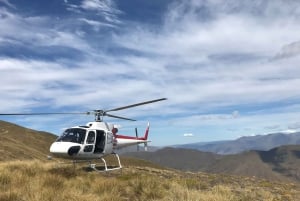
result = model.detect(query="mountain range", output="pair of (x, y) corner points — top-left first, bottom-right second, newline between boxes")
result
(124, 145), (300, 183)
(173, 132), (300, 154)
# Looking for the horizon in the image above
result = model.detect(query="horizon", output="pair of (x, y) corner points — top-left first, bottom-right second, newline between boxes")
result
(1, 0), (300, 146)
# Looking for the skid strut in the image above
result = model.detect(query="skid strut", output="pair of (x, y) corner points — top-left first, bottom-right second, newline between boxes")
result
(90, 153), (122, 172)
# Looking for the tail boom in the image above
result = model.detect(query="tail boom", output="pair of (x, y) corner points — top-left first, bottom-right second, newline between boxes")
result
(114, 123), (150, 149)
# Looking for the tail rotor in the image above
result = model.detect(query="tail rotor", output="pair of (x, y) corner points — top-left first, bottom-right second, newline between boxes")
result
(135, 127), (140, 151)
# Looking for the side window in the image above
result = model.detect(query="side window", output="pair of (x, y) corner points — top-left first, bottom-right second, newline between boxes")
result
(107, 132), (113, 144)
(86, 131), (95, 144)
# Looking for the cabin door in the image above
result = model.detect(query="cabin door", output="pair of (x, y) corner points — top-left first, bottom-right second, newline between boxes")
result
(94, 130), (106, 153)
(83, 130), (96, 153)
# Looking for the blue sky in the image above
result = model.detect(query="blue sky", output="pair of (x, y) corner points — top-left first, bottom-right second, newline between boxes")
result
(1, 0), (300, 146)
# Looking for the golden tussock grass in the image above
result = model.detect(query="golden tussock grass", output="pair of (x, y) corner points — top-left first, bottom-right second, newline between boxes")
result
(0, 160), (299, 201)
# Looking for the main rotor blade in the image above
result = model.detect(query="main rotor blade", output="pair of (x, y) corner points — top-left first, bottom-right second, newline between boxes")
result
(0, 112), (89, 116)
(105, 98), (167, 112)
(105, 113), (136, 121)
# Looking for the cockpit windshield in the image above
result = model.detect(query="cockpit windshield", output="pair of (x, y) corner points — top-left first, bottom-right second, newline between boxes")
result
(56, 128), (86, 144)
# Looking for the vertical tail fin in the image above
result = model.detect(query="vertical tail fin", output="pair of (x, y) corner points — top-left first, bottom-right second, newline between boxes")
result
(135, 127), (140, 151)
(142, 122), (150, 140)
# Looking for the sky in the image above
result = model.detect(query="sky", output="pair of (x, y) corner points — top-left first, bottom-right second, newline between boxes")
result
(1, 0), (300, 146)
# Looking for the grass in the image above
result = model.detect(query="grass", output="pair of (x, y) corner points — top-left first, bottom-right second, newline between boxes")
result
(0, 159), (299, 201)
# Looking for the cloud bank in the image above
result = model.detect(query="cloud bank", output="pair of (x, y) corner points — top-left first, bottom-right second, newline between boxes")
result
(1, 0), (300, 145)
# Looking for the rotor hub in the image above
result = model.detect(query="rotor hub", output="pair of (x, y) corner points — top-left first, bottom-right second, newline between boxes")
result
(94, 110), (105, 122)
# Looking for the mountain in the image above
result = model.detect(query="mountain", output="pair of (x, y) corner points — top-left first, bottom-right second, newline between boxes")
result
(124, 147), (220, 171)
(125, 145), (300, 182)
(0, 120), (57, 161)
(174, 132), (300, 154)
(206, 145), (300, 182)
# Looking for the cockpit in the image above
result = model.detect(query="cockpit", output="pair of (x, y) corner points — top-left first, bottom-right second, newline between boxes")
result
(54, 127), (110, 155)
(56, 128), (86, 144)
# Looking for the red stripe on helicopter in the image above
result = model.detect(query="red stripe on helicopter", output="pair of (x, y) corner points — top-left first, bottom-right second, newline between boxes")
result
(114, 122), (149, 140)
(115, 134), (146, 140)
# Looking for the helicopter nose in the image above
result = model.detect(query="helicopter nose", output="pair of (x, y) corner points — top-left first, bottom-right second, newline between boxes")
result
(68, 146), (81, 156)
(50, 142), (81, 157)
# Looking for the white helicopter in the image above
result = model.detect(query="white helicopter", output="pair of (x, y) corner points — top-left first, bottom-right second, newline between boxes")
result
(0, 98), (167, 171)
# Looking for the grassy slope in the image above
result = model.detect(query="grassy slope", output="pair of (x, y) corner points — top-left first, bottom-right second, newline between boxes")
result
(0, 159), (299, 201)
(0, 120), (56, 161)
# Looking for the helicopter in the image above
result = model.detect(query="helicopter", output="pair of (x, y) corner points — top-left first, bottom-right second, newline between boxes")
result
(0, 98), (167, 172)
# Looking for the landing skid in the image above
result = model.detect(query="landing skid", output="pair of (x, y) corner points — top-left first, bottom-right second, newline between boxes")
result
(89, 153), (122, 172)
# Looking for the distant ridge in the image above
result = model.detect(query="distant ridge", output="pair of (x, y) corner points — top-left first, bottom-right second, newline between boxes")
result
(0, 120), (56, 161)
(125, 145), (300, 182)
(174, 132), (300, 154)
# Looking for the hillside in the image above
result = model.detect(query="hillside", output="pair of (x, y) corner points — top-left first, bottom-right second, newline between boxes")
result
(124, 147), (221, 172)
(0, 120), (56, 161)
(258, 145), (300, 181)
(175, 132), (300, 154)
(125, 145), (300, 183)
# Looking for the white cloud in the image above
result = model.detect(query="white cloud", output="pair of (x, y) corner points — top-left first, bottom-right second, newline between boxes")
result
(65, 0), (121, 26)
(110, 0), (300, 111)
(274, 41), (300, 60)
(183, 133), (194, 137)
(2, 5), (298, 116)
(288, 122), (300, 130)
(0, 0), (15, 9)
(280, 129), (298, 134)
(115, 1), (300, 58)
(0, 9), (92, 53)
(79, 18), (117, 29)
(81, 0), (114, 12)
(1, 0), (300, 143)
